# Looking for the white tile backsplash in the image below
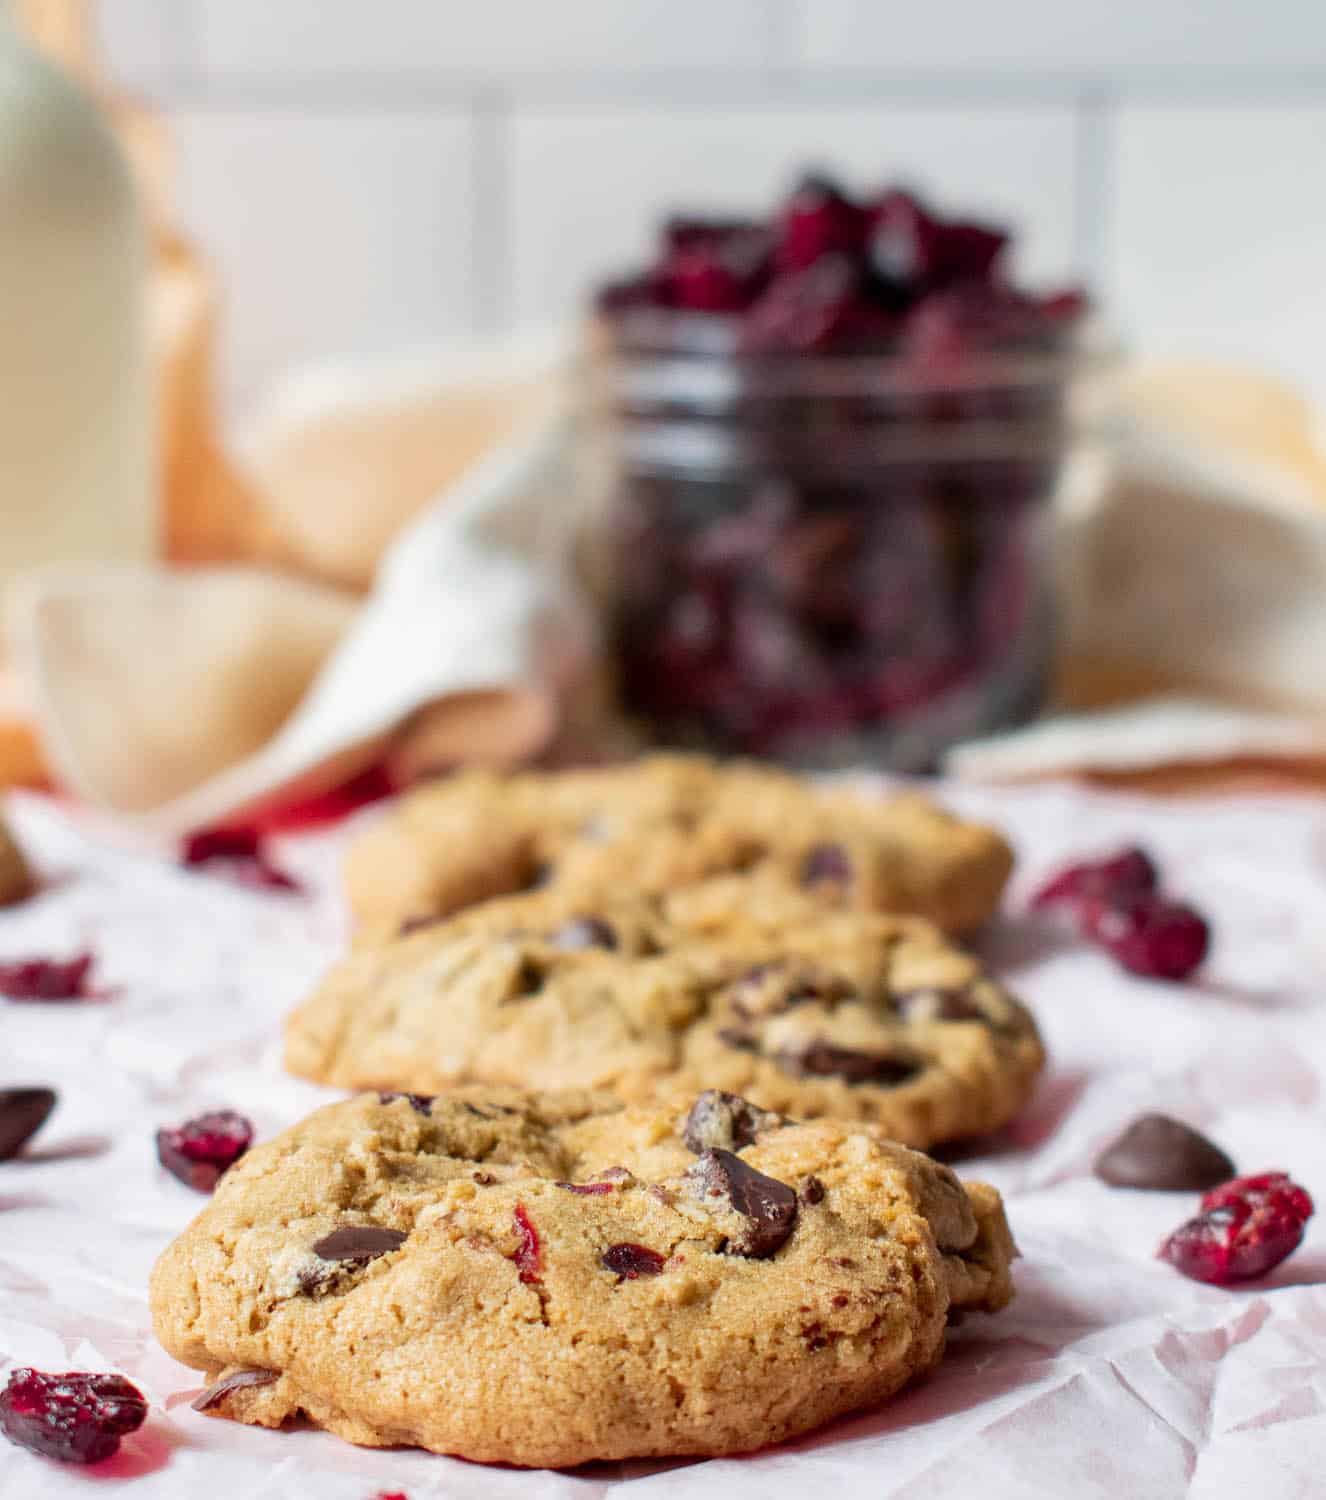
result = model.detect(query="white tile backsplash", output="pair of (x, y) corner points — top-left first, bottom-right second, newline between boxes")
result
(170, 111), (478, 411)
(508, 106), (1080, 329)
(195, 0), (775, 78)
(94, 0), (182, 89)
(799, 0), (1326, 72)
(1112, 105), (1326, 407)
(79, 0), (1326, 406)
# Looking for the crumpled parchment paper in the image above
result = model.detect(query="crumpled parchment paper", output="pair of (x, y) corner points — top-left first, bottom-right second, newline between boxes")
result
(3, 779), (1325, 1499)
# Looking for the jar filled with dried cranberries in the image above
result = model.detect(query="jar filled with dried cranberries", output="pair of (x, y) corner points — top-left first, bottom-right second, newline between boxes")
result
(586, 175), (1087, 770)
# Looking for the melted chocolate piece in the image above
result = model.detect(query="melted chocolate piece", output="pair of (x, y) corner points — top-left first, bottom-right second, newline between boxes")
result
(895, 987), (986, 1024)
(779, 1039), (922, 1086)
(548, 917), (618, 952)
(686, 1147), (798, 1258)
(311, 1225), (408, 1262)
(191, 1368), (278, 1412)
(682, 1090), (784, 1154)
(1095, 1114), (1235, 1191)
(801, 842), (852, 887)
(378, 1091), (434, 1115)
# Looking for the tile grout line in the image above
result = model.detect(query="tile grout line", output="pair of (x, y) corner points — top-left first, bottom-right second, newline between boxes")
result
(764, 0), (800, 74)
(1072, 87), (1116, 293)
(169, 0), (205, 97)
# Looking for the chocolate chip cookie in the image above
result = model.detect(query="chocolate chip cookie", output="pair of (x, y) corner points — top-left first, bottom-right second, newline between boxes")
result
(150, 1088), (1016, 1467)
(342, 754), (1013, 936)
(285, 886), (1043, 1149)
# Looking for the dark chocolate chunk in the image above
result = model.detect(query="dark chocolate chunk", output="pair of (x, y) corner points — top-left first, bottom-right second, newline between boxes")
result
(311, 1225), (408, 1262)
(717, 1026), (758, 1053)
(190, 1367), (278, 1412)
(1094, 1114), (1235, 1191)
(779, 1039), (922, 1086)
(0, 1087), (56, 1160)
(398, 913), (443, 937)
(799, 1175), (825, 1205)
(801, 842), (852, 887)
(548, 917), (618, 952)
(895, 987), (986, 1024)
(601, 1242), (666, 1279)
(686, 1148), (798, 1258)
(509, 956), (547, 1000)
(682, 1090), (784, 1154)
(379, 1091), (434, 1115)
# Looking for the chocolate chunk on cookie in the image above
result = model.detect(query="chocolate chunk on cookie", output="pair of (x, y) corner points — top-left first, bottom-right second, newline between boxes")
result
(685, 1148), (799, 1257)
(287, 890), (1043, 1153)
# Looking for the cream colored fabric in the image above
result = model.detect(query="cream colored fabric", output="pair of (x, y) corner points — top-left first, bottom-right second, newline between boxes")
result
(5, 339), (589, 832)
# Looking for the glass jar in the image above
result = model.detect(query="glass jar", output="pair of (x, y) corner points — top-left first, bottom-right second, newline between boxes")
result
(587, 309), (1082, 770)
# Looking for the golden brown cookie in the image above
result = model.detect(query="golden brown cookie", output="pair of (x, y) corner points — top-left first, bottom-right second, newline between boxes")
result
(285, 886), (1043, 1150)
(150, 1088), (1015, 1467)
(342, 755), (1013, 936)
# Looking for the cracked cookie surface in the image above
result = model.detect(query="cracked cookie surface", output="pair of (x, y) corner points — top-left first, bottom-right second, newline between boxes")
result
(151, 1088), (1015, 1467)
(342, 754), (1013, 936)
(285, 888), (1044, 1150)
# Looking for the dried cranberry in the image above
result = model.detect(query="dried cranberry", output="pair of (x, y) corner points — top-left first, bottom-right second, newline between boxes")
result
(1032, 846), (1159, 910)
(0, 1368), (147, 1464)
(1159, 1173), (1314, 1285)
(0, 952), (95, 1002)
(661, 232), (769, 314)
(180, 827), (301, 894)
(1087, 895), (1210, 982)
(601, 1242), (666, 1279)
(774, 174), (868, 271)
(555, 1180), (615, 1195)
(156, 1110), (253, 1193)
(741, 256), (888, 353)
(511, 1203), (542, 1284)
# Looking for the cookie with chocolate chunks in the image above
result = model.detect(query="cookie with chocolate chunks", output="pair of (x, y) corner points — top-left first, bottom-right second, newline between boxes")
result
(151, 1086), (1017, 1467)
(287, 884), (1043, 1153)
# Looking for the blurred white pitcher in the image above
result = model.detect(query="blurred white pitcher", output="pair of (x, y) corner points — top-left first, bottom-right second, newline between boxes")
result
(0, 12), (151, 607)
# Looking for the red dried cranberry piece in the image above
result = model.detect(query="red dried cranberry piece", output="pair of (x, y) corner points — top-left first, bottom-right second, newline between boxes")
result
(1087, 895), (1210, 982)
(555, 1180), (615, 1195)
(663, 215), (761, 252)
(0, 1368), (147, 1464)
(1032, 846), (1159, 911)
(156, 1110), (254, 1193)
(601, 1242), (666, 1279)
(661, 231), (770, 314)
(1159, 1172), (1314, 1285)
(511, 1203), (542, 1284)
(0, 952), (95, 1002)
(741, 256), (891, 353)
(180, 827), (301, 894)
(775, 174), (867, 272)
